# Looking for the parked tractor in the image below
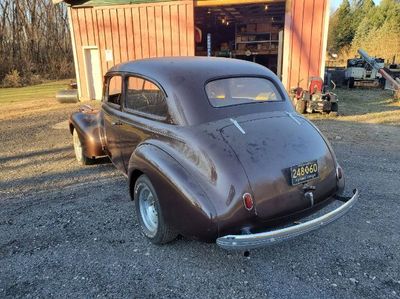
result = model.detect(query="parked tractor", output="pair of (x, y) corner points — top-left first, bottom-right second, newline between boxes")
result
(357, 49), (400, 99)
(344, 55), (385, 88)
(290, 77), (338, 115)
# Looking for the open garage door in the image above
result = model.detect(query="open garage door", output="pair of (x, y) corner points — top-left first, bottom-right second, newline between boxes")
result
(194, 2), (285, 76)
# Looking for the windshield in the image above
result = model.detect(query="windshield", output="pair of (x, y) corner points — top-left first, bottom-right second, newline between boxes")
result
(205, 77), (282, 108)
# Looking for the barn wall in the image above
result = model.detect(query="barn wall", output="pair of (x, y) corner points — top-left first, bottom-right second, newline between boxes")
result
(69, 0), (329, 99)
(282, 0), (330, 91)
(69, 0), (195, 100)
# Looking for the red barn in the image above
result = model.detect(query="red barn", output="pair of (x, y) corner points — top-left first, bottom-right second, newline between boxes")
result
(55, 0), (330, 101)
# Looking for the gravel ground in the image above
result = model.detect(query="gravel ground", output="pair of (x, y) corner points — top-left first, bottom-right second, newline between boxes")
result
(0, 102), (399, 298)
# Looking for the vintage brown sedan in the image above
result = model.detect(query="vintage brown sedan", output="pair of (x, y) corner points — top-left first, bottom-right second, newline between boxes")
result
(69, 57), (358, 250)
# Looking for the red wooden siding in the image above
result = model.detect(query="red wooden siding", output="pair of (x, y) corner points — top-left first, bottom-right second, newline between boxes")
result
(69, 0), (328, 99)
(70, 1), (195, 100)
(282, 0), (329, 90)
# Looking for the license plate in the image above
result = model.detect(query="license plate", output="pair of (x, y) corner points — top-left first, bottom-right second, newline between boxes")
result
(290, 160), (319, 185)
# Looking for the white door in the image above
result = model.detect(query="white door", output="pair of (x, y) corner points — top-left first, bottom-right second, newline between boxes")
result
(84, 48), (102, 100)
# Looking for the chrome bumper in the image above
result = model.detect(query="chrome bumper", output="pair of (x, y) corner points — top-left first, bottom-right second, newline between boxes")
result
(216, 189), (359, 250)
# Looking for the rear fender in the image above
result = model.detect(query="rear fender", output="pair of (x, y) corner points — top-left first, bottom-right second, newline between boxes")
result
(69, 108), (105, 158)
(128, 143), (218, 241)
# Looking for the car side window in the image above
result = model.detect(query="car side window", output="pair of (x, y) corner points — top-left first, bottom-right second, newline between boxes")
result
(125, 76), (168, 119)
(107, 75), (122, 106)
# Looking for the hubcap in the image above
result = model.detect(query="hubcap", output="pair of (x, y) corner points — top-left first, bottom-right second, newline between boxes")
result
(137, 183), (158, 237)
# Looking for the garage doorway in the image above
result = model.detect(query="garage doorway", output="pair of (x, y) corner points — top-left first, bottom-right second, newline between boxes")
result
(194, 2), (285, 77)
(83, 47), (102, 100)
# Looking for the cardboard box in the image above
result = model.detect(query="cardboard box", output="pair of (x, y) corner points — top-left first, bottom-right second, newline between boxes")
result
(271, 33), (279, 40)
(247, 23), (256, 32)
(257, 23), (268, 33)
(256, 23), (269, 33)
(220, 42), (229, 50)
(237, 44), (247, 50)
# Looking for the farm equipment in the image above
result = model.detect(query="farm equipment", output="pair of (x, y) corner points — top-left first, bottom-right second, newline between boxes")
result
(344, 54), (385, 88)
(290, 77), (338, 115)
(357, 49), (400, 99)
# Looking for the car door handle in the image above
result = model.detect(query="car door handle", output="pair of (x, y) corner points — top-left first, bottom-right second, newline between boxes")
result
(111, 121), (123, 126)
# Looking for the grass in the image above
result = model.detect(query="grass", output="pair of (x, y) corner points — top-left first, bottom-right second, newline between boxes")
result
(0, 79), (72, 104)
(0, 79), (79, 121)
(307, 88), (400, 126)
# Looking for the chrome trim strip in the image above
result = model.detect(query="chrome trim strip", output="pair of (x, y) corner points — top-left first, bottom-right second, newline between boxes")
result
(286, 112), (301, 125)
(216, 189), (359, 250)
(230, 118), (246, 134)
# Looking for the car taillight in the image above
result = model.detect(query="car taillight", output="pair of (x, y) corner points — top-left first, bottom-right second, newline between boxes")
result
(336, 165), (343, 180)
(336, 164), (345, 196)
(243, 193), (254, 211)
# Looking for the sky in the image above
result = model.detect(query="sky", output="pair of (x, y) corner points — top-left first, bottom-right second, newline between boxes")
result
(331, 0), (381, 11)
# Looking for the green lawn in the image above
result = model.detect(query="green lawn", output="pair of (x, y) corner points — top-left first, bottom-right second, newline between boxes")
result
(0, 80), (72, 104)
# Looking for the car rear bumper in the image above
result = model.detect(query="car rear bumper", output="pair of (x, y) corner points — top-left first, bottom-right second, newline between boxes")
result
(216, 189), (359, 250)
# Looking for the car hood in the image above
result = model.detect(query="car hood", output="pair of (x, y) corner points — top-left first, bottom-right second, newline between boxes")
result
(220, 112), (337, 220)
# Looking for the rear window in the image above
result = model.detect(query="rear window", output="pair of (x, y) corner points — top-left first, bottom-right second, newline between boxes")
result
(205, 77), (282, 108)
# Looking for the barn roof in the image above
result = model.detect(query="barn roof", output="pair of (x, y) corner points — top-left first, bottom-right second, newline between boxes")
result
(54, 0), (278, 7)
(53, 0), (176, 5)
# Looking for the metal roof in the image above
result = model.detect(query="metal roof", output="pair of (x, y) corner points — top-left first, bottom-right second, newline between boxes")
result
(54, 0), (281, 7)
(53, 0), (178, 5)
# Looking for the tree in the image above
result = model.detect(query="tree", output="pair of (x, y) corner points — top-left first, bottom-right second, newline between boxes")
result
(328, 0), (400, 64)
(328, 0), (354, 52)
(0, 0), (74, 85)
(351, 0), (400, 61)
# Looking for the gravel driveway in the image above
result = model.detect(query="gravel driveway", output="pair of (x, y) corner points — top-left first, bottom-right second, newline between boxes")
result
(0, 102), (399, 298)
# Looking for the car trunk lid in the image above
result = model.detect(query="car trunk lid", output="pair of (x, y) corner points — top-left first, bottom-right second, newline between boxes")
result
(220, 112), (337, 220)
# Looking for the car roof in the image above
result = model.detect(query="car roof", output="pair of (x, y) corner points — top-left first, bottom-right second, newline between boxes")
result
(107, 57), (292, 125)
(108, 57), (272, 80)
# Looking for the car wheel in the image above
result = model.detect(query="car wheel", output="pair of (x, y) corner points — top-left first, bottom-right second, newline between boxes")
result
(73, 129), (94, 165)
(295, 99), (306, 114)
(379, 78), (386, 89)
(134, 174), (177, 244)
(348, 77), (355, 88)
(330, 102), (338, 114)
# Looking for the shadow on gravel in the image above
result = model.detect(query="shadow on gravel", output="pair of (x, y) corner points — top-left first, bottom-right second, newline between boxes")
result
(0, 165), (116, 191)
(0, 146), (71, 163)
(1, 154), (74, 172)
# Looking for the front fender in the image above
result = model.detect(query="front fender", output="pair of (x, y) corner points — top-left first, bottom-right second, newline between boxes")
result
(128, 143), (218, 241)
(69, 109), (105, 158)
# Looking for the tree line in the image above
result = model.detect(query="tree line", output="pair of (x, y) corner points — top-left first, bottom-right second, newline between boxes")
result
(0, 0), (74, 87)
(328, 0), (400, 66)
